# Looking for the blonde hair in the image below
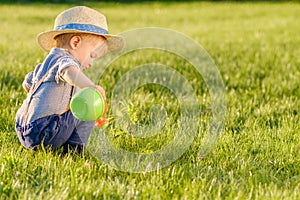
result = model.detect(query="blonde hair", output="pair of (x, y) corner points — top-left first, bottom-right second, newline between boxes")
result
(54, 33), (105, 48)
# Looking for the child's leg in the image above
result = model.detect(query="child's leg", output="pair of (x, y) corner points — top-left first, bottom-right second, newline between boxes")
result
(16, 110), (93, 153)
(62, 120), (94, 154)
(41, 111), (79, 149)
(16, 111), (77, 150)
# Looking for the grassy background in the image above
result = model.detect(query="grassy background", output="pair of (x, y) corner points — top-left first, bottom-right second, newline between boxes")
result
(0, 1), (299, 199)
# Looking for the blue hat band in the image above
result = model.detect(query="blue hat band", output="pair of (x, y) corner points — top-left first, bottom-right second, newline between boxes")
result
(55, 23), (109, 35)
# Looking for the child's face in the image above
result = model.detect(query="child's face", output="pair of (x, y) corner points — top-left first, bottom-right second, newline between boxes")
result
(71, 35), (107, 70)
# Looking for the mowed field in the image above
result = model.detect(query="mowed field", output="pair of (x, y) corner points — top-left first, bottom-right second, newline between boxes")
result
(0, 1), (299, 199)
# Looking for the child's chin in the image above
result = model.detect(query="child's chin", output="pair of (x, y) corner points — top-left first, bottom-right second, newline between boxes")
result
(83, 65), (92, 70)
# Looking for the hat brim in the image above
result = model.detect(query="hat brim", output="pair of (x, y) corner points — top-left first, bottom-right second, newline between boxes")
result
(37, 30), (124, 53)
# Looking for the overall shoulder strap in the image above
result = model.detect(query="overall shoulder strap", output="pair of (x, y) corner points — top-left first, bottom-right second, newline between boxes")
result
(22, 62), (59, 126)
(29, 62), (58, 96)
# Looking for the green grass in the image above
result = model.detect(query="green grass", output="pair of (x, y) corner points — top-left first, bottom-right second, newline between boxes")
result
(0, 1), (300, 199)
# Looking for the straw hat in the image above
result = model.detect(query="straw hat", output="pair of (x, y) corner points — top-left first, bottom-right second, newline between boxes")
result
(37, 6), (124, 53)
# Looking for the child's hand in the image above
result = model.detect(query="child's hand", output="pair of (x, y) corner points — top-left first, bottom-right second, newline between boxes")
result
(22, 82), (30, 93)
(92, 85), (108, 128)
(93, 85), (106, 101)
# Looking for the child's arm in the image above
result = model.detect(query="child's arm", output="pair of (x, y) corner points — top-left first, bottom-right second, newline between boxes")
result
(61, 66), (106, 99)
(22, 81), (30, 93)
(22, 72), (33, 93)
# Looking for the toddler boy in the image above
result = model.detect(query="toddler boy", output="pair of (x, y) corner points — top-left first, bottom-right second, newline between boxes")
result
(15, 6), (123, 154)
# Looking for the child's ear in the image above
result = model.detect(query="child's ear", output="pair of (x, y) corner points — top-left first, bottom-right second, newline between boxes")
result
(70, 36), (82, 49)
